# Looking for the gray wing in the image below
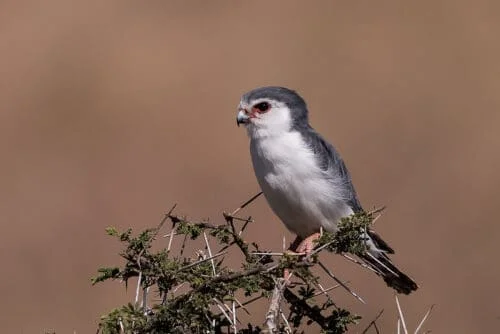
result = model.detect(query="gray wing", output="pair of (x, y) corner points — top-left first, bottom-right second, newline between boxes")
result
(299, 126), (364, 212)
(300, 126), (396, 253)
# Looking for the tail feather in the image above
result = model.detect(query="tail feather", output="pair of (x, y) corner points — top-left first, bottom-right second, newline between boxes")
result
(360, 250), (418, 295)
(367, 229), (394, 254)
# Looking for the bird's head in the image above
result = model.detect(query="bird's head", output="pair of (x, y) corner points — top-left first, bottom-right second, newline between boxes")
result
(236, 86), (309, 138)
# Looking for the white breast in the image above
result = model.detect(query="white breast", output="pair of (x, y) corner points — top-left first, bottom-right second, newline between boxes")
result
(250, 131), (352, 238)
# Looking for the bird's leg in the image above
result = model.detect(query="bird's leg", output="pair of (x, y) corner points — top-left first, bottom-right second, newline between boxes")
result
(286, 236), (305, 255)
(283, 233), (321, 281)
(296, 232), (321, 256)
(283, 236), (303, 281)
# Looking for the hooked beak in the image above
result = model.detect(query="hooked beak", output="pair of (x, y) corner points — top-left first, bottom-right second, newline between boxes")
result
(236, 109), (250, 127)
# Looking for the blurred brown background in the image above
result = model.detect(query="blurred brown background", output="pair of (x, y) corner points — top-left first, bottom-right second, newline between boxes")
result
(1, 1), (499, 333)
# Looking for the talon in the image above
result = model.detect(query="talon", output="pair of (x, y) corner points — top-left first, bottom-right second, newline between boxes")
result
(282, 233), (321, 282)
(296, 232), (321, 256)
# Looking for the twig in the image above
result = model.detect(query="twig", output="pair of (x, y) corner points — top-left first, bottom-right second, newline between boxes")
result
(367, 206), (386, 216)
(230, 215), (253, 223)
(235, 295), (264, 309)
(414, 304), (435, 334)
(153, 204), (177, 239)
(179, 234), (188, 256)
(213, 299), (233, 326)
(172, 282), (185, 294)
(280, 311), (292, 333)
(167, 227), (176, 252)
(204, 313), (214, 331)
(203, 232), (217, 276)
(228, 191), (263, 217)
(214, 298), (236, 321)
(395, 295), (408, 334)
(232, 298), (237, 333)
(318, 261), (366, 304)
(371, 213), (383, 225)
(168, 215), (219, 230)
(361, 309), (384, 334)
(227, 215), (254, 262)
(238, 216), (253, 236)
(215, 297), (241, 328)
(309, 282), (347, 298)
(142, 286), (149, 310)
(316, 282), (333, 301)
(134, 271), (142, 305)
(233, 297), (251, 315)
(265, 278), (287, 333)
(252, 252), (283, 256)
(214, 241), (236, 258)
(177, 251), (227, 272)
(309, 238), (336, 257)
(214, 295), (263, 319)
(163, 232), (179, 237)
(342, 253), (381, 274)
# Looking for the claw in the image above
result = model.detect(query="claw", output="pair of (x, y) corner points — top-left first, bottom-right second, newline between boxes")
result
(296, 233), (321, 256)
(283, 233), (321, 283)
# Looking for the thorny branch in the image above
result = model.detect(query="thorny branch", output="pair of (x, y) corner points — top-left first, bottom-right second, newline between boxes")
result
(93, 193), (429, 334)
(265, 278), (287, 333)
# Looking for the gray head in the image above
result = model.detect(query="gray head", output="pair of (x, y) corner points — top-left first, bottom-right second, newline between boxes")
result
(236, 86), (309, 138)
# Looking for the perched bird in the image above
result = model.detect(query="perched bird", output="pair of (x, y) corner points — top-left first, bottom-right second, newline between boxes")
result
(236, 86), (417, 294)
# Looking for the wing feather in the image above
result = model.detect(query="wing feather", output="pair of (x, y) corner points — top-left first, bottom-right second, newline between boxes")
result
(299, 126), (364, 212)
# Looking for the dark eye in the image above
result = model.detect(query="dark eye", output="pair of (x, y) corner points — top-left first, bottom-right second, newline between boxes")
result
(254, 102), (270, 112)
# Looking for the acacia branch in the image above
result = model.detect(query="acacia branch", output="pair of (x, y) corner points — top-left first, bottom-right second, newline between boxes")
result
(265, 278), (287, 333)
(283, 288), (330, 329)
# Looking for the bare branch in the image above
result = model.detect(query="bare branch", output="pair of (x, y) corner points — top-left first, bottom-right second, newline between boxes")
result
(203, 232), (217, 276)
(265, 278), (287, 333)
(361, 309), (384, 334)
(134, 271), (142, 305)
(167, 227), (176, 252)
(395, 295), (408, 334)
(177, 251), (228, 272)
(414, 304), (435, 334)
(213, 298), (233, 326)
(153, 203), (177, 240)
(227, 191), (263, 217)
(318, 261), (366, 304)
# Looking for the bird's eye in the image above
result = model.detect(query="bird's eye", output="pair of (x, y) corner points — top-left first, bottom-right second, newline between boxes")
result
(254, 102), (270, 113)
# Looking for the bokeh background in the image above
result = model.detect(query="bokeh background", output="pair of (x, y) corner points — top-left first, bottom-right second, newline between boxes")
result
(1, 1), (499, 332)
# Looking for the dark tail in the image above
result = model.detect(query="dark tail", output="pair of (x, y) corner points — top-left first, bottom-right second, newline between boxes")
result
(360, 230), (418, 295)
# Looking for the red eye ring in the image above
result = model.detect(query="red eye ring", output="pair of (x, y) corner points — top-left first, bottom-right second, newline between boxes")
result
(253, 102), (270, 113)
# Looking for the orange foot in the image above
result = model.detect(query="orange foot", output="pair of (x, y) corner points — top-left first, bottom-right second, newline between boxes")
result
(296, 232), (321, 255)
(284, 233), (321, 282)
